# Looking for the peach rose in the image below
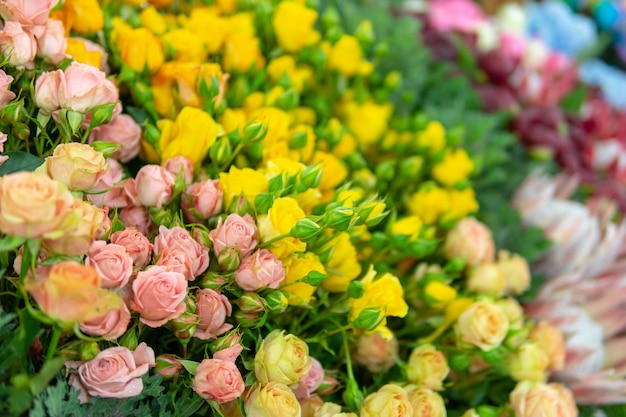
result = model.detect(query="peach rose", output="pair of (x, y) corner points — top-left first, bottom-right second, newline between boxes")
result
(510, 381), (578, 417)
(466, 262), (505, 296)
(254, 329), (312, 385)
(71, 343), (155, 403)
(293, 357), (325, 400)
(25, 261), (120, 323)
(353, 331), (398, 373)
(58, 62), (118, 113)
(443, 217), (495, 266)
(130, 266), (188, 327)
(407, 344), (449, 391)
(454, 300), (509, 351)
(235, 249), (285, 291)
(87, 158), (130, 208)
(0, 69), (16, 106)
(0, 171), (74, 239)
(0, 21), (36, 67)
(529, 321), (565, 371)
(360, 384), (413, 417)
(135, 164), (175, 208)
(163, 156), (194, 184)
(44, 143), (108, 191)
(110, 227), (153, 267)
(497, 250), (531, 295)
(34, 69), (62, 112)
(78, 303), (131, 340)
(119, 205), (153, 236)
(155, 247), (193, 281)
(245, 382), (301, 417)
(43, 197), (104, 256)
(194, 288), (233, 340)
(89, 114), (141, 163)
(85, 240), (134, 288)
(153, 226), (209, 278)
(406, 387), (446, 417)
(193, 358), (245, 403)
(314, 402), (357, 417)
(36, 19), (66, 64)
(209, 213), (258, 258)
(181, 179), (223, 222)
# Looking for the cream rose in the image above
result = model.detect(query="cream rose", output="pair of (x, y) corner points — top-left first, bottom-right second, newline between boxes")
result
(254, 329), (312, 385)
(360, 384), (413, 417)
(529, 321), (565, 371)
(406, 387), (446, 417)
(245, 382), (301, 417)
(43, 143), (108, 191)
(509, 381), (578, 417)
(507, 342), (550, 382)
(454, 300), (509, 351)
(443, 217), (495, 266)
(406, 344), (449, 390)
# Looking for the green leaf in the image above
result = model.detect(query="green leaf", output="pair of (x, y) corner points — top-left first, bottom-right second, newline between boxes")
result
(29, 357), (65, 396)
(0, 151), (45, 176)
(179, 360), (199, 375)
(0, 235), (26, 252)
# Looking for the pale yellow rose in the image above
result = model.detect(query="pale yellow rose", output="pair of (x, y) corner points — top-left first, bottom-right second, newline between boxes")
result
(509, 381), (578, 417)
(529, 321), (565, 371)
(507, 342), (550, 382)
(407, 344), (449, 390)
(406, 387), (446, 417)
(245, 382), (300, 417)
(254, 329), (312, 385)
(360, 384), (412, 417)
(454, 300), (509, 351)
(466, 263), (505, 296)
(353, 330), (398, 373)
(497, 250), (531, 295)
(443, 217), (495, 266)
(321, 232), (361, 292)
(44, 143), (108, 191)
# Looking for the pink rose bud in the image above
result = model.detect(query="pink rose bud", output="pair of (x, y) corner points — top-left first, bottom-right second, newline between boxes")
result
(135, 164), (175, 208)
(181, 179), (224, 222)
(89, 114), (141, 163)
(318, 375), (339, 396)
(87, 158), (129, 208)
(153, 226), (210, 278)
(234, 310), (261, 328)
(238, 292), (266, 314)
(235, 249), (285, 291)
(199, 272), (228, 290)
(193, 358), (245, 403)
(194, 288), (233, 340)
(57, 62), (119, 114)
(36, 19), (66, 64)
(71, 342), (155, 403)
(217, 246), (241, 271)
(293, 358), (325, 400)
(264, 290), (288, 314)
(214, 344), (243, 363)
(443, 217), (495, 267)
(110, 227), (153, 267)
(210, 331), (242, 354)
(163, 156), (194, 184)
(119, 205), (153, 236)
(34, 69), (62, 113)
(155, 247), (193, 281)
(209, 213), (258, 259)
(0, 69), (16, 106)
(130, 266), (188, 328)
(95, 207), (111, 240)
(155, 355), (183, 379)
(85, 240), (134, 289)
(171, 309), (198, 341)
(353, 331), (399, 373)
(0, 21), (36, 67)
(78, 303), (131, 340)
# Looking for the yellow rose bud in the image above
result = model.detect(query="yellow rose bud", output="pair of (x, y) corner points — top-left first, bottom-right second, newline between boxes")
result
(509, 381), (578, 417)
(245, 382), (301, 417)
(407, 344), (450, 390)
(223, 32), (264, 73)
(454, 300), (509, 351)
(406, 387), (447, 417)
(117, 27), (164, 74)
(432, 148), (474, 186)
(258, 197), (306, 259)
(321, 232), (361, 292)
(529, 321), (565, 371)
(311, 151), (347, 191)
(345, 100), (393, 146)
(272, 1), (320, 52)
(443, 217), (495, 266)
(280, 252), (325, 305)
(361, 384), (412, 417)
(158, 107), (218, 164)
(353, 330), (398, 373)
(496, 297), (525, 330)
(407, 186), (451, 224)
(184, 8), (229, 54)
(445, 188), (479, 221)
(497, 250), (531, 295)
(391, 215), (423, 241)
(466, 262), (505, 296)
(328, 35), (362, 77)
(507, 342), (550, 382)
(219, 166), (268, 208)
(254, 329), (312, 385)
(424, 281), (457, 308)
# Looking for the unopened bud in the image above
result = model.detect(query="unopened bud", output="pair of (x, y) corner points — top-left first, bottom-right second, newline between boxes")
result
(289, 131), (308, 149)
(200, 272), (228, 289)
(238, 292), (266, 314)
(91, 141), (121, 159)
(355, 20), (375, 46)
(217, 246), (241, 271)
(209, 331), (242, 352)
(321, 6), (340, 29)
(353, 307), (385, 331)
(476, 405), (500, 417)
(449, 353), (471, 371)
(209, 136), (232, 166)
(347, 281), (365, 299)
(234, 310), (261, 328)
(265, 290), (288, 314)
(90, 102), (117, 128)
(144, 123), (161, 150)
(399, 156), (423, 179)
(325, 206), (355, 231)
(300, 163), (323, 189)
(118, 329), (139, 351)
(228, 194), (252, 216)
(244, 122), (266, 143)
(290, 218), (322, 241)
(254, 193), (274, 214)
(155, 355), (183, 379)
(343, 379), (364, 412)
(384, 71), (402, 90)
(191, 227), (212, 248)
(11, 122), (30, 141)
(361, 201), (387, 227)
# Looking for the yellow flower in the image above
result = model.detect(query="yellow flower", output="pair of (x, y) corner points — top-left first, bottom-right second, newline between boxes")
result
(328, 35), (363, 77)
(158, 107), (218, 164)
(216, 0), (238, 14)
(295, 188), (322, 215)
(258, 197), (306, 259)
(292, 107), (316, 126)
(139, 6), (168, 35)
(272, 1), (320, 52)
(152, 61), (225, 109)
(432, 148), (474, 186)
(220, 108), (247, 136)
(349, 267), (408, 333)
(407, 186), (451, 224)
(219, 166), (269, 208)
(52, 0), (103, 35)
(184, 7), (229, 54)
(162, 29), (207, 62)
(336, 189), (363, 207)
(148, 0), (174, 7)
(65, 38), (103, 69)
(117, 27), (163, 74)
(311, 151), (347, 191)
(267, 56), (297, 81)
(264, 158), (305, 178)
(445, 188), (479, 220)
(265, 86), (286, 107)
(417, 121), (446, 154)
(249, 107), (291, 144)
(391, 215), (422, 241)
(227, 12), (256, 38)
(321, 232), (362, 292)
(424, 281), (457, 308)
(288, 124), (315, 162)
(281, 252), (326, 305)
(151, 84), (176, 119)
(345, 100), (393, 147)
(244, 92), (266, 114)
(223, 32), (265, 72)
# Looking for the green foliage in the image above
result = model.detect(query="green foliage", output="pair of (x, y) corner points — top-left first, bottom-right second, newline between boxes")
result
(580, 404), (626, 417)
(0, 151), (44, 176)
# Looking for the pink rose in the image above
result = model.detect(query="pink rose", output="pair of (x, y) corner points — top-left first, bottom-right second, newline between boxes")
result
(500, 32), (526, 61)
(181, 179), (223, 222)
(155, 247), (193, 281)
(130, 266), (188, 327)
(89, 114), (141, 163)
(70, 343), (155, 403)
(34, 69), (61, 113)
(153, 226), (209, 278)
(429, 0), (487, 32)
(119, 205), (153, 236)
(36, 19), (66, 64)
(135, 164), (175, 208)
(194, 289), (233, 340)
(235, 249), (285, 291)
(193, 358), (245, 404)
(354, 331), (399, 373)
(78, 303), (131, 340)
(58, 62), (118, 113)
(0, 0), (59, 29)
(95, 207), (111, 239)
(293, 357), (325, 400)
(0, 70), (16, 107)
(0, 21), (36, 67)
(85, 240), (134, 289)
(87, 158), (129, 208)
(163, 156), (194, 184)
(209, 213), (258, 258)
(110, 227), (153, 268)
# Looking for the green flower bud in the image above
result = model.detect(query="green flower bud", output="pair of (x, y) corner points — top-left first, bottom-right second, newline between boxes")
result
(265, 290), (288, 314)
(11, 122), (30, 141)
(244, 122), (266, 143)
(289, 131), (308, 149)
(171, 312), (198, 341)
(64, 109), (85, 135)
(399, 156), (423, 179)
(268, 174), (285, 193)
(80, 341), (101, 361)
(217, 245), (241, 271)
(234, 310), (262, 328)
(343, 379), (364, 412)
(209, 136), (232, 166)
(353, 307), (385, 331)
(449, 353), (471, 371)
(325, 206), (355, 231)
(254, 193), (274, 214)
(199, 272), (228, 289)
(355, 20), (375, 46)
(228, 194), (252, 216)
(384, 71), (402, 90)
(238, 292), (266, 314)
(347, 281), (365, 299)
(89, 102), (117, 128)
(300, 163), (323, 189)
(209, 331), (241, 352)
(119, 328), (139, 351)
(155, 355), (183, 379)
(375, 160), (396, 181)
(373, 41), (389, 58)
(290, 218), (322, 241)
(476, 405), (501, 417)
(302, 270), (327, 286)
(275, 89), (299, 109)
(321, 6), (340, 30)
(91, 141), (121, 159)
(0, 101), (24, 123)
(143, 123), (161, 151)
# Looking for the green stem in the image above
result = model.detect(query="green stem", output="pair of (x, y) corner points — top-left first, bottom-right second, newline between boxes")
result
(342, 332), (355, 381)
(219, 142), (245, 171)
(46, 326), (62, 362)
(258, 232), (291, 249)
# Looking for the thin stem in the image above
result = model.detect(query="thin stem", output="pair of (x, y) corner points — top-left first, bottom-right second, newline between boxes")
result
(46, 326), (62, 362)
(342, 331), (355, 381)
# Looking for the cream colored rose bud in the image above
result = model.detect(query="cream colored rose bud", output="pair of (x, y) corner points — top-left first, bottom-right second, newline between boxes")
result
(254, 329), (312, 385)
(507, 342), (550, 382)
(406, 387), (446, 417)
(360, 384), (413, 417)
(497, 250), (531, 295)
(443, 217), (495, 266)
(454, 300), (509, 351)
(406, 344), (449, 390)
(466, 262), (505, 296)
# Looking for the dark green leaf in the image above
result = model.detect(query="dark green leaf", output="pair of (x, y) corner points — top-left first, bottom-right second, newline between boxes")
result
(0, 151), (44, 176)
